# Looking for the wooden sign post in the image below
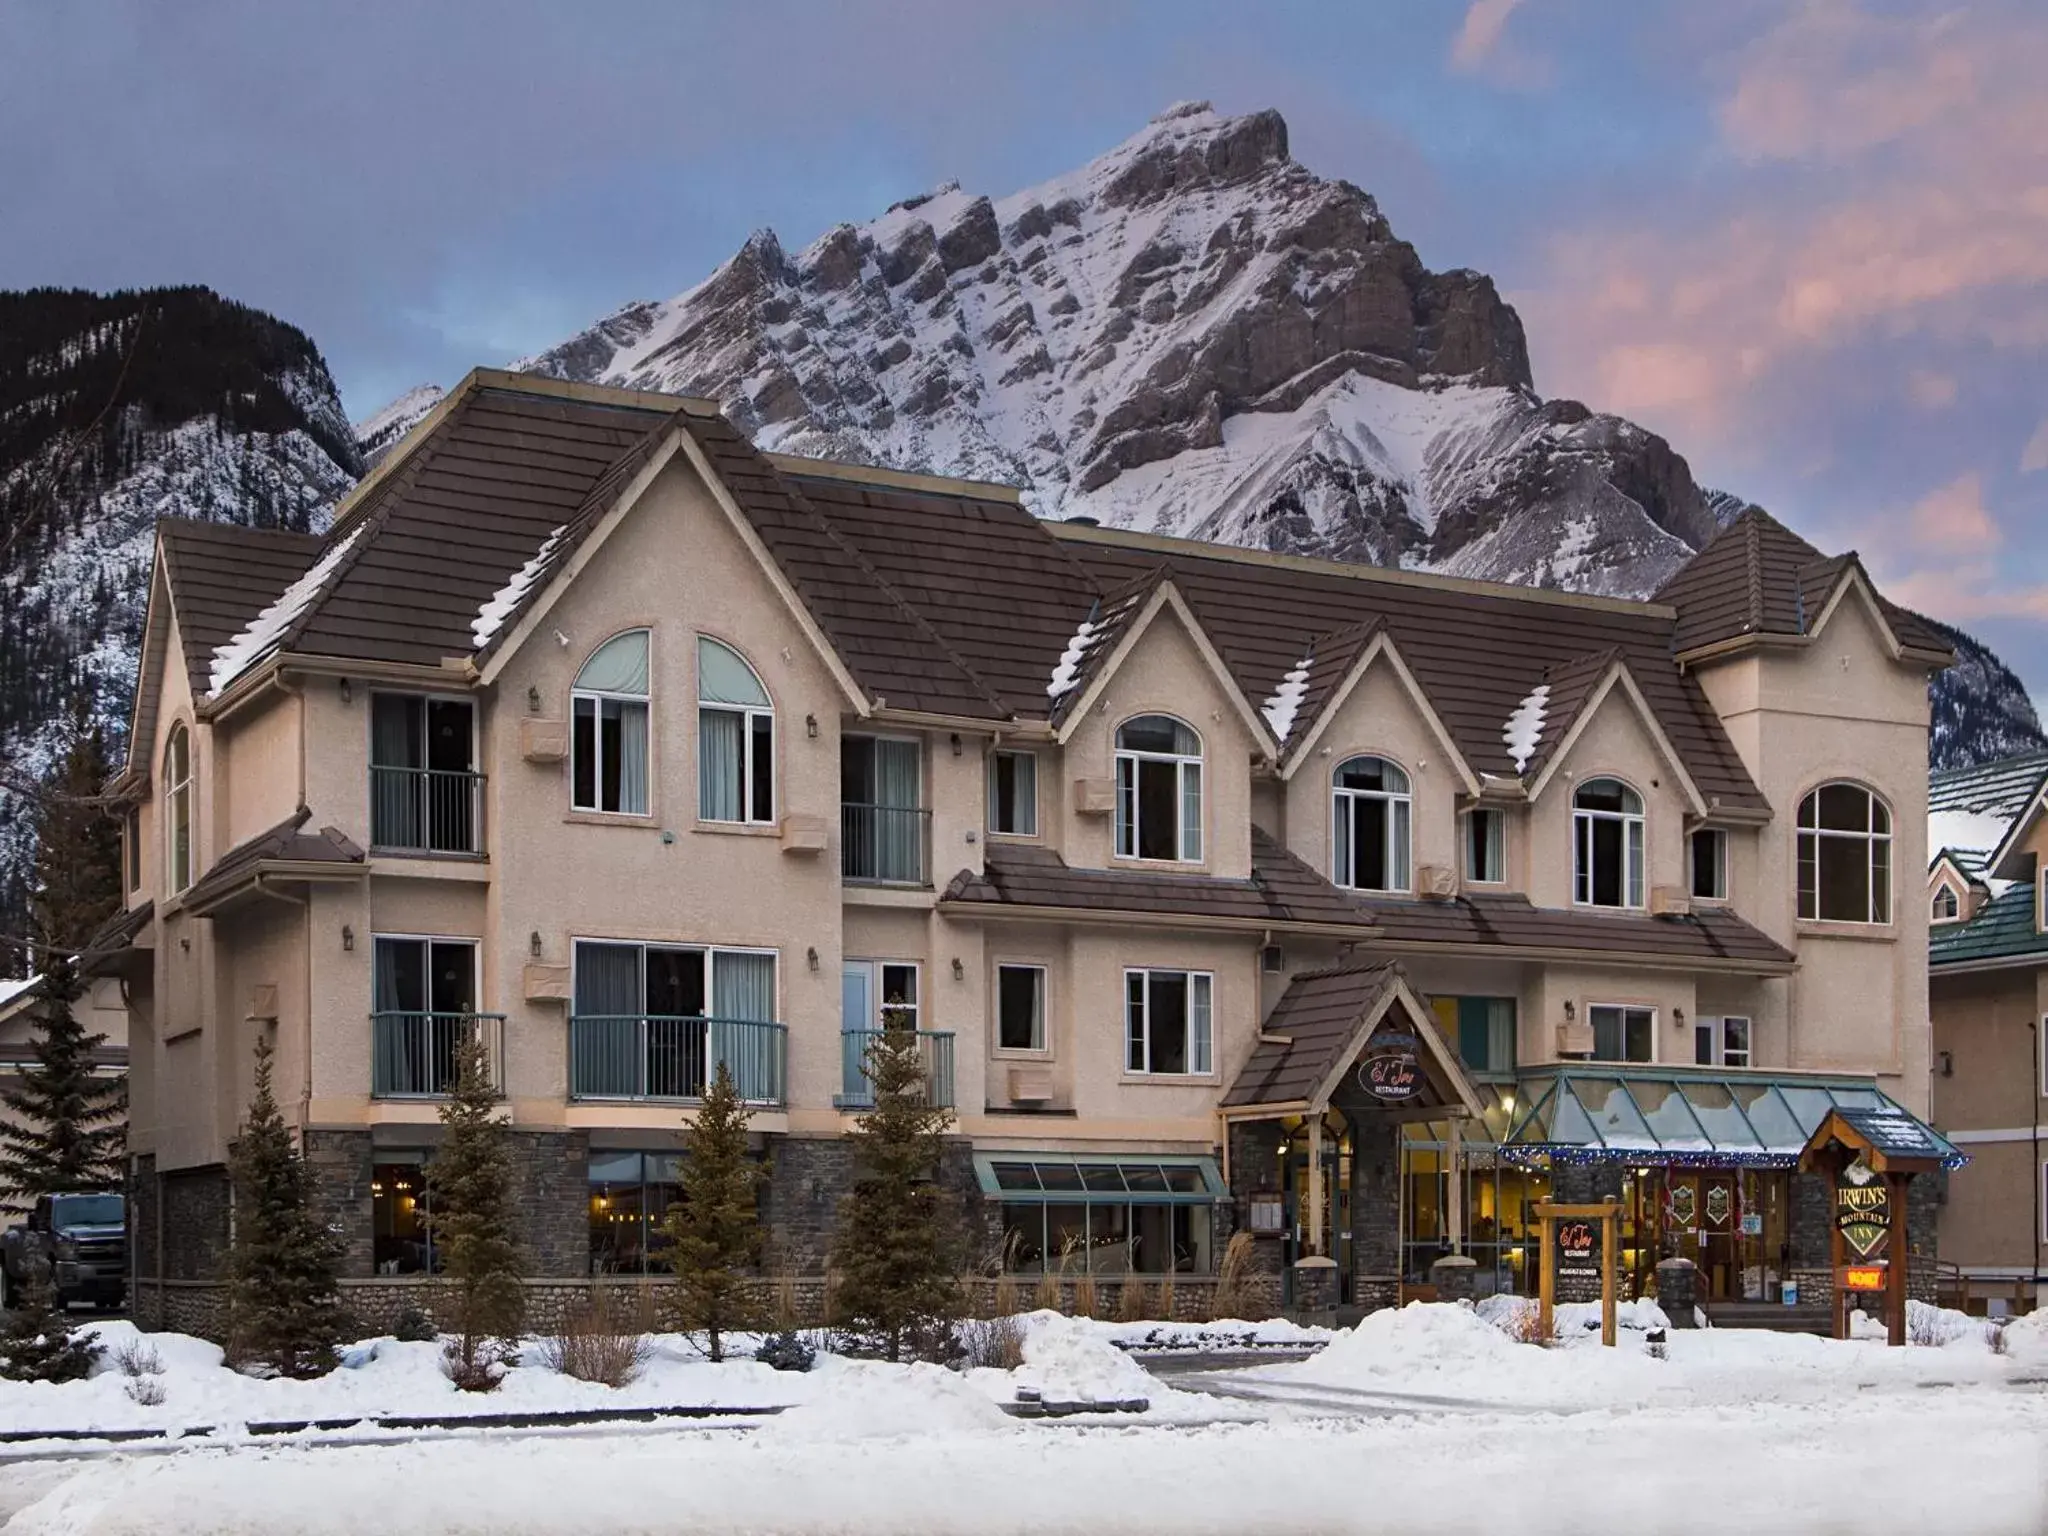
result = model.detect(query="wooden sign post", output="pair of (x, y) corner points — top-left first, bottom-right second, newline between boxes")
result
(1797, 1108), (1943, 1348)
(1536, 1197), (1621, 1346)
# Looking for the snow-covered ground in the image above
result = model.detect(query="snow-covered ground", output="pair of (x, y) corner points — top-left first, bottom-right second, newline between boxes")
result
(4, 1305), (2045, 1534)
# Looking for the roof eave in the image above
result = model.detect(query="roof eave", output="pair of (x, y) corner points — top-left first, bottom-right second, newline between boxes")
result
(1358, 936), (1797, 975)
(934, 899), (1378, 940)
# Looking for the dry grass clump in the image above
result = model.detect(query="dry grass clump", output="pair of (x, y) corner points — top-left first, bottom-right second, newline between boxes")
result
(536, 1287), (654, 1388)
(1117, 1277), (1151, 1324)
(1209, 1232), (1260, 1321)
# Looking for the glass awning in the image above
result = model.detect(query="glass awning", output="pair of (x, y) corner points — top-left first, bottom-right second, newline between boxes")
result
(972, 1154), (1226, 1203)
(1501, 1066), (1968, 1169)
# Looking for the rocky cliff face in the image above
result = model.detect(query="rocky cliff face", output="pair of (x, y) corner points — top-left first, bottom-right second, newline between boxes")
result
(0, 286), (359, 938)
(520, 102), (1722, 597)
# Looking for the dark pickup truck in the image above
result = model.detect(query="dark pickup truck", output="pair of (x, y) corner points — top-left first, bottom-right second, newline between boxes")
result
(1, 1192), (127, 1310)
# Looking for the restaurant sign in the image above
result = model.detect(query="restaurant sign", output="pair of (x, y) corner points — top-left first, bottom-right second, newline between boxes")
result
(1842, 1265), (1887, 1292)
(1356, 1032), (1421, 1104)
(1555, 1216), (1601, 1284)
(1836, 1163), (1891, 1260)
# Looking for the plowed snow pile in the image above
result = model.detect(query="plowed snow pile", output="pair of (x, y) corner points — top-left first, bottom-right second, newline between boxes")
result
(1014, 1313), (1156, 1403)
(756, 1360), (1011, 1443)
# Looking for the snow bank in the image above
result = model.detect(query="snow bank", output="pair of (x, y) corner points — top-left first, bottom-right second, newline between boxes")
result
(1300, 1301), (1532, 1386)
(1849, 1300), (2002, 1348)
(2003, 1308), (2048, 1366)
(756, 1359), (1010, 1443)
(1013, 1313), (1155, 1402)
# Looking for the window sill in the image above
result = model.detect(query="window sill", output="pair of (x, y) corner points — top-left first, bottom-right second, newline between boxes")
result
(1111, 856), (1210, 873)
(992, 1045), (1053, 1061)
(563, 811), (658, 829)
(986, 830), (1044, 844)
(692, 820), (779, 838)
(1570, 902), (1650, 915)
(1794, 920), (1898, 943)
(1119, 1072), (1220, 1086)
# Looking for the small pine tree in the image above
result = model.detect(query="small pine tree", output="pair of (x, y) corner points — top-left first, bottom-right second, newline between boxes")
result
(830, 1026), (962, 1362)
(661, 1062), (761, 1362)
(0, 1267), (98, 1383)
(28, 719), (123, 956)
(226, 1036), (347, 1378)
(428, 1029), (524, 1390)
(0, 955), (125, 1207)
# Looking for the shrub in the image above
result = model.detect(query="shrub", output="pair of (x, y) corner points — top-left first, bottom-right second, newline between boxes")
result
(1156, 1274), (1177, 1323)
(1033, 1271), (1060, 1311)
(754, 1330), (817, 1373)
(958, 1314), (1026, 1371)
(124, 1376), (167, 1406)
(991, 1274), (1021, 1319)
(1117, 1277), (1151, 1325)
(114, 1338), (164, 1379)
(537, 1288), (652, 1388)
(1073, 1269), (1099, 1321)
(429, 1032), (524, 1392)
(390, 1305), (437, 1344)
(1209, 1232), (1261, 1322)
(0, 1270), (97, 1383)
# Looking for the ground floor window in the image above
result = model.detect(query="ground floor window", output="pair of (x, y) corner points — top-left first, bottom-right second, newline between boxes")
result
(372, 1157), (436, 1275)
(978, 1155), (1221, 1275)
(590, 1150), (684, 1275)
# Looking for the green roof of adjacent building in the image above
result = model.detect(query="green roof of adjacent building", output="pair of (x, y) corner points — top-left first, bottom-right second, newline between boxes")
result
(1929, 882), (2047, 967)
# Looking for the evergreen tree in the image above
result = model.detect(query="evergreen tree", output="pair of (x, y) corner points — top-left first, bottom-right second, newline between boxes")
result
(226, 1036), (346, 1378)
(28, 718), (122, 955)
(0, 1268), (97, 1383)
(0, 954), (123, 1206)
(830, 1025), (962, 1363)
(428, 1030), (524, 1390)
(661, 1062), (761, 1362)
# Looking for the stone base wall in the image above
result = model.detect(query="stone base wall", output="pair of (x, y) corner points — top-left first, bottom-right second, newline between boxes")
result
(760, 1133), (990, 1272)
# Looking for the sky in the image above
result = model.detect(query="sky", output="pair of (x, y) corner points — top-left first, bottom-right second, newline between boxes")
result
(3, 0), (2044, 690)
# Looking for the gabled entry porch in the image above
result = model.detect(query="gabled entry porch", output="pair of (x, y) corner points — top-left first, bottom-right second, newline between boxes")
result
(1222, 960), (1486, 1316)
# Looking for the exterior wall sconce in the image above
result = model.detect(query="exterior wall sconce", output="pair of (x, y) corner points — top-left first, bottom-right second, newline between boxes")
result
(527, 686), (542, 714)
(807, 947), (819, 971)
(950, 732), (962, 757)
(1673, 1006), (1686, 1028)
(806, 714), (818, 739)
(341, 925), (355, 952)
(529, 930), (543, 958)
(951, 958), (965, 981)
(339, 678), (353, 704)
(1938, 1050), (1954, 1078)
(1563, 999), (1576, 1021)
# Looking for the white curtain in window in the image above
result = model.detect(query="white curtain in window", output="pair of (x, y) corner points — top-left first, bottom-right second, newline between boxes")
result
(616, 700), (649, 815)
(698, 638), (769, 706)
(875, 739), (921, 881)
(1189, 975), (1213, 1074)
(573, 943), (643, 1099)
(1626, 819), (1644, 908)
(1390, 798), (1412, 889)
(698, 708), (742, 820)
(577, 630), (649, 694)
(712, 951), (776, 1022)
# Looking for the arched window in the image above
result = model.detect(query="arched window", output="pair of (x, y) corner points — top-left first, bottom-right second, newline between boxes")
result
(572, 630), (650, 815)
(697, 637), (773, 823)
(1798, 783), (1890, 923)
(1333, 756), (1411, 892)
(1931, 885), (1960, 923)
(164, 724), (191, 895)
(1573, 777), (1644, 908)
(1115, 715), (1202, 862)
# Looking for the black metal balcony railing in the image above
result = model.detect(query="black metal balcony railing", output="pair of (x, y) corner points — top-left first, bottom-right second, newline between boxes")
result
(370, 765), (485, 855)
(371, 1012), (505, 1098)
(569, 1016), (788, 1105)
(841, 803), (931, 886)
(836, 1028), (956, 1110)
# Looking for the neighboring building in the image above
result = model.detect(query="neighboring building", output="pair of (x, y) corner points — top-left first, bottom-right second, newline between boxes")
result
(102, 370), (1957, 1334)
(1926, 752), (2048, 1313)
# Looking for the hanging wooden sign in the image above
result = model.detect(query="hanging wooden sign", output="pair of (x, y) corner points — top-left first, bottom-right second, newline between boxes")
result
(1355, 1031), (1421, 1103)
(1835, 1166), (1891, 1260)
(1703, 1184), (1732, 1228)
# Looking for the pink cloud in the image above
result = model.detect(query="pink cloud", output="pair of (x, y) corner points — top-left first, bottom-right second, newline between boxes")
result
(1907, 370), (1958, 409)
(1908, 472), (2000, 550)
(2023, 416), (2048, 473)
(1878, 562), (2048, 624)
(1451, 0), (1523, 69)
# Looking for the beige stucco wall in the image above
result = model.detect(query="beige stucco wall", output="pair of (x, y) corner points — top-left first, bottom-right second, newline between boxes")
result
(1525, 692), (1689, 911)
(218, 691), (301, 849)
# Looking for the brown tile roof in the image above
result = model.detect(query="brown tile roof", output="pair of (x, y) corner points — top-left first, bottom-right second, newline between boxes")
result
(1358, 890), (1796, 970)
(1223, 959), (1407, 1108)
(1514, 648), (1620, 785)
(940, 829), (1378, 933)
(184, 808), (365, 909)
(155, 520), (326, 699)
(1656, 508), (1950, 661)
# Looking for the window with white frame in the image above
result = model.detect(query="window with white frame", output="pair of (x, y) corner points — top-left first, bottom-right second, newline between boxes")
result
(570, 939), (777, 1101)
(697, 637), (773, 823)
(1590, 1003), (1655, 1063)
(1114, 716), (1202, 862)
(1932, 885), (1961, 923)
(2039, 1015), (2047, 1099)
(572, 630), (650, 815)
(1693, 1015), (1751, 1068)
(988, 749), (1038, 836)
(841, 959), (920, 1034)
(1333, 756), (1411, 892)
(1690, 827), (1728, 901)
(996, 964), (1046, 1052)
(1797, 783), (1890, 923)
(1573, 778), (1645, 908)
(163, 725), (191, 895)
(1125, 969), (1212, 1075)
(1463, 807), (1505, 884)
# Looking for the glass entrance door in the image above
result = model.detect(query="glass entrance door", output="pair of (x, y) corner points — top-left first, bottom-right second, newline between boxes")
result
(1280, 1117), (1351, 1304)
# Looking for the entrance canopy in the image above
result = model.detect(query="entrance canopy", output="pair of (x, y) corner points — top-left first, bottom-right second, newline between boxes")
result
(1501, 1065), (1967, 1170)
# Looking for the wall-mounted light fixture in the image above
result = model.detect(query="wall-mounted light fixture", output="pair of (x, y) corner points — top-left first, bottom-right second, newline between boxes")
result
(950, 732), (962, 757)
(1673, 1006), (1686, 1028)
(1938, 1050), (1954, 1078)
(1563, 999), (1576, 1021)
(339, 678), (353, 704)
(806, 713), (818, 739)
(951, 958), (965, 981)
(529, 930), (543, 959)
(341, 924), (355, 952)
(527, 685), (542, 715)
(807, 947), (819, 972)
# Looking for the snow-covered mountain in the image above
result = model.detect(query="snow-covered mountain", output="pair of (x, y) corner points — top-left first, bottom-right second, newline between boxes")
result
(0, 286), (360, 948)
(354, 383), (444, 467)
(520, 102), (1721, 596)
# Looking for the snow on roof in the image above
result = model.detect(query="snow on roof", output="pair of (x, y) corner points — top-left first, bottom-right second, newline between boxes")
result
(1503, 684), (1551, 775)
(473, 525), (567, 650)
(1928, 809), (2014, 864)
(0, 974), (37, 1009)
(207, 523), (368, 698)
(1263, 654), (1313, 743)
(1047, 618), (1099, 699)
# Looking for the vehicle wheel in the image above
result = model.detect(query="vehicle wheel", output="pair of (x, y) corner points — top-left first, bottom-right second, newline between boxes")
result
(0, 1268), (9, 1312)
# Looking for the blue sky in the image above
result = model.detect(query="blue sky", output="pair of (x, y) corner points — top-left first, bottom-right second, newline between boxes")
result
(3, 1), (2044, 689)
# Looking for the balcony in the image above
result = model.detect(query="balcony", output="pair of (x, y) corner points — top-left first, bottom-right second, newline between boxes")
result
(836, 1028), (956, 1110)
(371, 1012), (505, 1099)
(370, 766), (485, 856)
(841, 803), (931, 886)
(568, 1015), (787, 1106)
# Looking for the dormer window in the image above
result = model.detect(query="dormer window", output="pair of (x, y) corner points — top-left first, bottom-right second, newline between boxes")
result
(1797, 783), (1890, 924)
(1333, 756), (1411, 893)
(164, 724), (191, 895)
(572, 630), (650, 816)
(1931, 885), (1960, 923)
(1115, 715), (1202, 863)
(697, 637), (773, 824)
(1573, 777), (1644, 908)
